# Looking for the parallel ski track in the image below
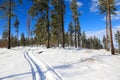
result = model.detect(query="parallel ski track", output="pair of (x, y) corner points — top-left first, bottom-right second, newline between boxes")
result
(24, 49), (64, 80)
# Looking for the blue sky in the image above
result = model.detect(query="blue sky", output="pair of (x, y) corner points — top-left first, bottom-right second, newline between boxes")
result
(0, 0), (120, 38)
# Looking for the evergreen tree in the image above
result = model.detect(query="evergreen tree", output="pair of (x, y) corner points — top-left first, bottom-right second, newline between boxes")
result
(93, 36), (102, 49)
(65, 32), (70, 46)
(76, 20), (81, 47)
(68, 21), (74, 46)
(60, 0), (65, 48)
(0, 30), (8, 47)
(50, 0), (62, 47)
(14, 17), (19, 46)
(86, 36), (103, 49)
(103, 35), (107, 49)
(0, 0), (22, 49)
(11, 34), (17, 47)
(70, 0), (81, 48)
(20, 33), (26, 46)
(2, 29), (8, 40)
(51, 0), (65, 48)
(81, 31), (87, 48)
(105, 14), (109, 51)
(34, 18), (47, 45)
(115, 30), (120, 53)
(98, 0), (116, 55)
(26, 15), (31, 45)
(29, 0), (50, 48)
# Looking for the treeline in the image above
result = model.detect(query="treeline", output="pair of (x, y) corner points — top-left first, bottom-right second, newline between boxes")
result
(0, 30), (103, 49)
(1, 29), (119, 54)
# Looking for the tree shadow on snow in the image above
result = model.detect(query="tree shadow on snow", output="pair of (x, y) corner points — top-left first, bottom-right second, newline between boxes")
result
(0, 72), (31, 80)
(53, 64), (73, 69)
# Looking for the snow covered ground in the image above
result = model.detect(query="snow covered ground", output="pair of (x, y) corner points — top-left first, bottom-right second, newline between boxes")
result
(0, 47), (31, 80)
(0, 47), (120, 80)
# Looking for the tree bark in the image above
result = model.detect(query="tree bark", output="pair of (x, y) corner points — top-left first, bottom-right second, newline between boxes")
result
(107, 0), (115, 55)
(106, 13), (109, 51)
(46, 3), (50, 48)
(8, 0), (11, 49)
(75, 25), (77, 48)
(61, 14), (65, 48)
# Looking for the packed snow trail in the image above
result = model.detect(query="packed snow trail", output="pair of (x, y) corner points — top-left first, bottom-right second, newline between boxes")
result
(24, 49), (64, 80)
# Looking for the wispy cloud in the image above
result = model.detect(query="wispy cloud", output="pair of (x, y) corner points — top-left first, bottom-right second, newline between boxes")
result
(116, 2), (120, 6)
(111, 11), (120, 20)
(76, 2), (83, 7)
(90, 0), (120, 12)
(116, 0), (120, 6)
(90, 0), (98, 12)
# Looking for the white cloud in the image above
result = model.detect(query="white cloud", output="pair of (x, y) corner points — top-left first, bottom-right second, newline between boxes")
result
(111, 11), (120, 20)
(116, 2), (120, 6)
(76, 2), (83, 7)
(116, 0), (120, 6)
(65, 0), (72, 2)
(90, 0), (98, 12)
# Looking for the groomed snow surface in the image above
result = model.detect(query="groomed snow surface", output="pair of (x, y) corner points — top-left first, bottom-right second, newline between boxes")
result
(0, 47), (120, 80)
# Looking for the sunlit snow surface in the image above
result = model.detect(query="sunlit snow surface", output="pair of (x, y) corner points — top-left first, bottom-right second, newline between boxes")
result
(0, 47), (120, 80)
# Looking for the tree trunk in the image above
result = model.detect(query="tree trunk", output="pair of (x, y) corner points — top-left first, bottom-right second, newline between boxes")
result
(8, 0), (11, 49)
(61, 14), (65, 48)
(75, 25), (77, 48)
(78, 32), (80, 47)
(106, 13), (109, 51)
(77, 23), (81, 48)
(17, 29), (19, 46)
(46, 5), (50, 48)
(70, 33), (73, 46)
(118, 44), (120, 54)
(107, 0), (115, 55)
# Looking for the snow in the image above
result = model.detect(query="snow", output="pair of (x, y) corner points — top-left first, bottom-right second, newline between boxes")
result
(0, 47), (120, 80)
(0, 47), (32, 80)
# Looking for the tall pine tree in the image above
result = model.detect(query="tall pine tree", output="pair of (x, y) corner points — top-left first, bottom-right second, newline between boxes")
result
(98, 0), (116, 55)
(70, 0), (81, 48)
(0, 0), (22, 49)
(68, 21), (74, 46)
(29, 0), (50, 48)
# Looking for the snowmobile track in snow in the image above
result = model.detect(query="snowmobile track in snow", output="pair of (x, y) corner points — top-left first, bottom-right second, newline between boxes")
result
(24, 49), (64, 80)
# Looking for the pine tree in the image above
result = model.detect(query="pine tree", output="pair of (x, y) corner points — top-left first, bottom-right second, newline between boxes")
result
(2, 29), (8, 40)
(51, 0), (65, 48)
(34, 18), (47, 45)
(70, 0), (81, 48)
(50, 0), (62, 47)
(0, 0), (22, 49)
(76, 20), (81, 47)
(103, 35), (107, 49)
(86, 36), (103, 49)
(29, 0), (50, 48)
(11, 34), (17, 47)
(115, 30), (120, 53)
(98, 0), (116, 55)
(60, 0), (65, 48)
(65, 32), (70, 46)
(26, 15), (31, 45)
(14, 17), (19, 46)
(68, 21), (74, 46)
(20, 33), (26, 46)
(105, 14), (109, 51)
(81, 31), (87, 48)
